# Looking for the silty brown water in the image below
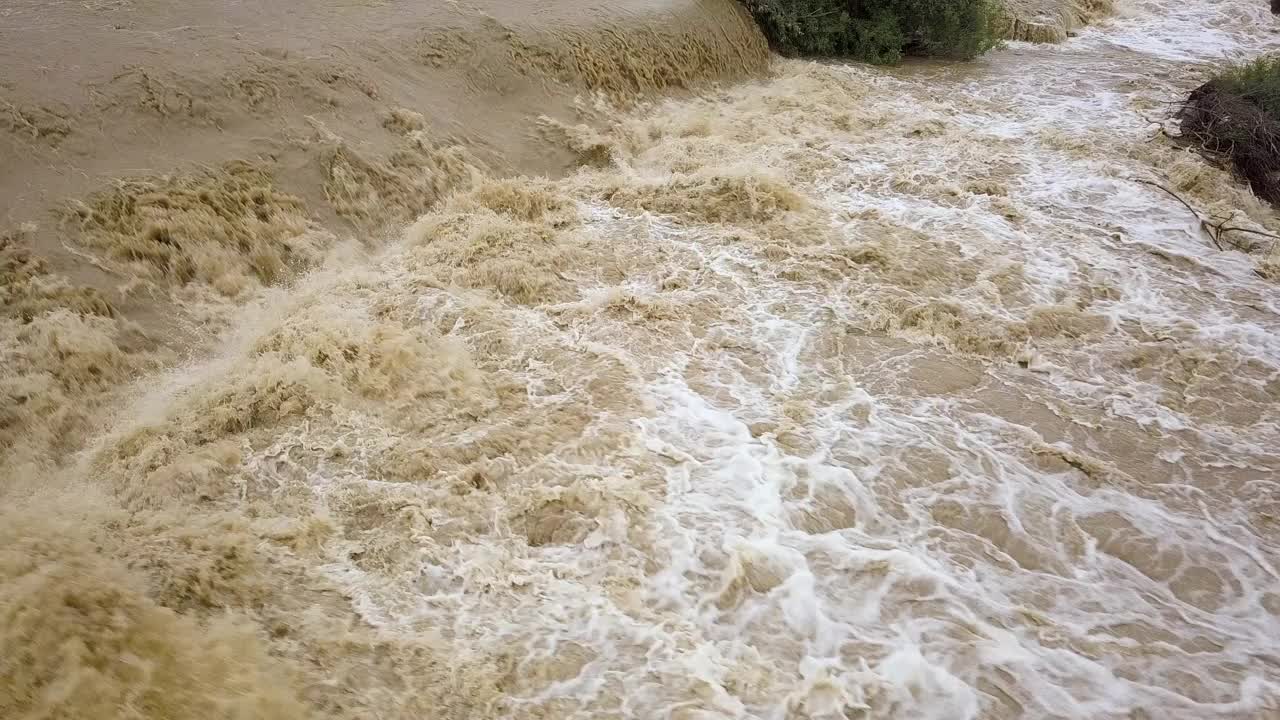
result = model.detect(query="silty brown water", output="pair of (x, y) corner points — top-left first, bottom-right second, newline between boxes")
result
(4, 0), (1280, 718)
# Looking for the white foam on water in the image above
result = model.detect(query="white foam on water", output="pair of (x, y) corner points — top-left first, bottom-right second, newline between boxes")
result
(108, 0), (1278, 717)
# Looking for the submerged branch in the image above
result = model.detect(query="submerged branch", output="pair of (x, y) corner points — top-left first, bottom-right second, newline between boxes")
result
(1129, 177), (1224, 250)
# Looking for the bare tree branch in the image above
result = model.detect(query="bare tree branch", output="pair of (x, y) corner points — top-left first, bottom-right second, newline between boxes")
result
(1129, 177), (1225, 250)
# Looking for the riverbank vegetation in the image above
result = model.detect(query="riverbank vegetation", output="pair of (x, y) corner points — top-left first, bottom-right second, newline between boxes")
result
(738, 0), (1001, 64)
(1179, 55), (1280, 204)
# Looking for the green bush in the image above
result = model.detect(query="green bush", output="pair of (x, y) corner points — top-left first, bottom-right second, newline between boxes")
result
(1213, 55), (1280, 117)
(739, 0), (1001, 64)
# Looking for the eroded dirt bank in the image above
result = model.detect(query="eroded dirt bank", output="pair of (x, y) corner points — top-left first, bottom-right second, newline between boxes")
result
(1000, 0), (1113, 42)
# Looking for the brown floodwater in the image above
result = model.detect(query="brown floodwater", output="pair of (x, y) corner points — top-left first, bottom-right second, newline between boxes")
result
(4, 0), (1280, 718)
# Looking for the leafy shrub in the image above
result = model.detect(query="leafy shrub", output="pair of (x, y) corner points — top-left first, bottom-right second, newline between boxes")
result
(1179, 55), (1280, 204)
(739, 0), (1002, 64)
(1213, 55), (1280, 116)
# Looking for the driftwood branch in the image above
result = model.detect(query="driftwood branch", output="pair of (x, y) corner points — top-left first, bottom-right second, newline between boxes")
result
(1129, 177), (1225, 250)
(1129, 176), (1280, 255)
(1213, 224), (1280, 242)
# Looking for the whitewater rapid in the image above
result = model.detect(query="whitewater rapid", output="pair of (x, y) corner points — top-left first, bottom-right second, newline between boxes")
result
(303, 1), (1280, 714)
(8, 0), (1280, 718)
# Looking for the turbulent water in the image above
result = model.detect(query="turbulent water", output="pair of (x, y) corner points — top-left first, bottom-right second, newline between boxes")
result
(8, 0), (1280, 718)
